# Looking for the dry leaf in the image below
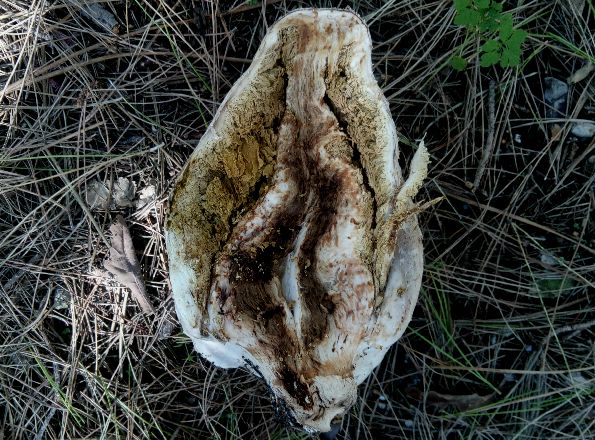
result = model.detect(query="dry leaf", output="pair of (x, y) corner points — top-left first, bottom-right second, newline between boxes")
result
(104, 215), (155, 314)
(568, 62), (594, 84)
(549, 123), (563, 141)
(85, 180), (110, 209)
(85, 177), (136, 210)
(426, 390), (493, 411)
(113, 177), (136, 207)
(135, 184), (156, 209)
(77, 2), (119, 32)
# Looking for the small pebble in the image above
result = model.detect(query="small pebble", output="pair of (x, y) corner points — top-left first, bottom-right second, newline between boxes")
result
(544, 77), (568, 118)
(571, 121), (595, 138)
(540, 253), (557, 265)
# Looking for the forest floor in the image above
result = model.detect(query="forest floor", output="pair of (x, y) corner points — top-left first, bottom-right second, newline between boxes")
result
(1, 0), (593, 439)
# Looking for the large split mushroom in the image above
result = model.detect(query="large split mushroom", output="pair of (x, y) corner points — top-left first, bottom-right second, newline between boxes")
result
(165, 8), (429, 435)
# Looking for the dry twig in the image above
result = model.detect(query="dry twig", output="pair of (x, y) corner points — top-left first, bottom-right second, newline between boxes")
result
(104, 215), (155, 314)
(473, 79), (496, 190)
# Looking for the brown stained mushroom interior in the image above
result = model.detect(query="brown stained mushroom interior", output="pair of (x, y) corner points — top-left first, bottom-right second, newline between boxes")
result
(168, 13), (396, 411)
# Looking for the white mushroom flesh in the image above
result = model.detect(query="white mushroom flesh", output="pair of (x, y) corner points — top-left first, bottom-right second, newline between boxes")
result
(165, 8), (428, 433)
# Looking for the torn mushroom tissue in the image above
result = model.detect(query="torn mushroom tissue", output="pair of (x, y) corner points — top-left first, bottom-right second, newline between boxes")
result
(165, 8), (429, 434)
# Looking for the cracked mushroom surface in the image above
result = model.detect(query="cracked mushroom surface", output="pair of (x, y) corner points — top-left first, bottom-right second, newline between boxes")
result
(165, 8), (428, 433)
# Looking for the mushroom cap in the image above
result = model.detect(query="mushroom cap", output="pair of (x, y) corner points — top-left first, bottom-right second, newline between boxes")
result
(165, 8), (428, 433)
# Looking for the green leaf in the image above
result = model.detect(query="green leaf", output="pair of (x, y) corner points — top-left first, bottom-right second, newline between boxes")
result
(535, 277), (576, 298)
(454, 0), (471, 11)
(501, 46), (520, 67)
(503, 42), (519, 57)
(451, 0), (528, 70)
(499, 14), (514, 40)
(454, 8), (482, 27)
(476, 0), (491, 10)
(501, 31), (526, 67)
(499, 51), (512, 67)
(482, 39), (500, 52)
(508, 28), (528, 47)
(480, 51), (500, 67)
(453, 10), (468, 26)
(465, 9), (482, 26)
(480, 15), (500, 32)
(485, 7), (501, 19)
(450, 56), (468, 71)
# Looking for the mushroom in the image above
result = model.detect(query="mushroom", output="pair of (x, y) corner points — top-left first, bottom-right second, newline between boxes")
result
(165, 8), (428, 435)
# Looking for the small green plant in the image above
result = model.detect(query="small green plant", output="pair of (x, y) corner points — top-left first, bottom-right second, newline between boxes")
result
(451, 0), (528, 70)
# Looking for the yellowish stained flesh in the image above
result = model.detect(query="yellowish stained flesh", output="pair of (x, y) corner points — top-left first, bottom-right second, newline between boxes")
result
(165, 9), (428, 433)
